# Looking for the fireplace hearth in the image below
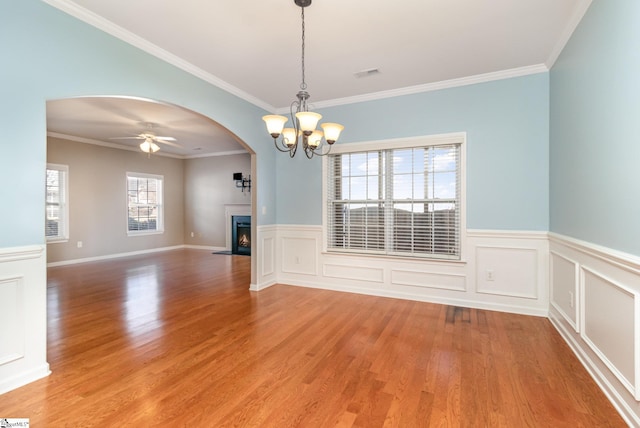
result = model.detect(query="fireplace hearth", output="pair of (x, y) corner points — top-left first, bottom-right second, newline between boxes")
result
(231, 215), (251, 256)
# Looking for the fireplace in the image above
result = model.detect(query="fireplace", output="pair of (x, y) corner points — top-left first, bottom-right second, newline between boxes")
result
(231, 215), (251, 256)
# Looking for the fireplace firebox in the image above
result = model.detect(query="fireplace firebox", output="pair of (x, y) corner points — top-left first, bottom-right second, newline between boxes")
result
(231, 215), (251, 256)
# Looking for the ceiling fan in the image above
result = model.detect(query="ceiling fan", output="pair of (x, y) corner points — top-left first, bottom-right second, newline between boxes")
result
(110, 123), (181, 155)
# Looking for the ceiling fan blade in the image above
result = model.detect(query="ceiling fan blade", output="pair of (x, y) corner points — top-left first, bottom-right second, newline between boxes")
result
(154, 136), (177, 141)
(109, 136), (144, 140)
(156, 139), (182, 149)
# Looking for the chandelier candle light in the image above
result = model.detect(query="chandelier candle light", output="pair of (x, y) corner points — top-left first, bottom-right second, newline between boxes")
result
(262, 0), (344, 159)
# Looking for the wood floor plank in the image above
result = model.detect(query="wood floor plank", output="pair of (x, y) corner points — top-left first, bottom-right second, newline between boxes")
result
(0, 249), (627, 427)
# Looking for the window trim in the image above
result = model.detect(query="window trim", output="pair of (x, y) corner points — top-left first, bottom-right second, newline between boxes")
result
(46, 163), (69, 243)
(322, 132), (467, 261)
(126, 172), (165, 237)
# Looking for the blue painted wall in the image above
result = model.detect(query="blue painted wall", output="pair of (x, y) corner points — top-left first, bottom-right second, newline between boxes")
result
(276, 74), (550, 231)
(550, 1), (640, 256)
(0, 0), (274, 248)
(5, 0), (593, 250)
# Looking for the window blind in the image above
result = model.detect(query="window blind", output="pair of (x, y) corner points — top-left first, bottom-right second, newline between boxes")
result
(327, 143), (461, 259)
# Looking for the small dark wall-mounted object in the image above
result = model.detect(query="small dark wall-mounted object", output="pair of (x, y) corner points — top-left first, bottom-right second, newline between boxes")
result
(233, 172), (251, 192)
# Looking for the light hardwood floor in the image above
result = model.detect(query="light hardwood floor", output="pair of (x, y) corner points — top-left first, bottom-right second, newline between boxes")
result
(0, 249), (626, 426)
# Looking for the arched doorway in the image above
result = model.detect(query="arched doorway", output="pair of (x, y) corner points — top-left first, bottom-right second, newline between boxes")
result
(45, 96), (257, 284)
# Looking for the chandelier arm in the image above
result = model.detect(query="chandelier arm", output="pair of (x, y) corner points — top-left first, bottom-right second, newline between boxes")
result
(273, 138), (294, 153)
(304, 148), (314, 159)
(306, 143), (333, 157)
(302, 137), (313, 159)
(290, 99), (302, 149)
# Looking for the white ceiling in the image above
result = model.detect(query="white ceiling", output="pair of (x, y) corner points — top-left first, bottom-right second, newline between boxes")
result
(47, 97), (246, 158)
(44, 0), (592, 156)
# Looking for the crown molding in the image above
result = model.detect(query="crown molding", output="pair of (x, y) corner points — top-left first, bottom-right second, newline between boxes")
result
(42, 0), (275, 112)
(48, 132), (182, 158)
(276, 64), (549, 113)
(546, 0), (593, 68)
(43, 0), (554, 115)
(48, 132), (245, 159)
(183, 150), (248, 159)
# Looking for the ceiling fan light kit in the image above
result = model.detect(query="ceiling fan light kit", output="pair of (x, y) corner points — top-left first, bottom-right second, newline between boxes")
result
(262, 0), (344, 159)
(110, 123), (180, 156)
(139, 138), (160, 154)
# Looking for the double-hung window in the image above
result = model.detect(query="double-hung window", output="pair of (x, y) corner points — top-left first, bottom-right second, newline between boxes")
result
(127, 172), (164, 235)
(326, 134), (464, 260)
(46, 163), (69, 242)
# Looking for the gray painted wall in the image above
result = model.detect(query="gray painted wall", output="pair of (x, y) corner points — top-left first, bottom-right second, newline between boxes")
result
(46, 137), (250, 263)
(184, 154), (251, 247)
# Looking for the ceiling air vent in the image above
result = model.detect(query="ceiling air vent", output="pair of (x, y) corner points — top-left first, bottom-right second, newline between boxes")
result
(354, 68), (380, 78)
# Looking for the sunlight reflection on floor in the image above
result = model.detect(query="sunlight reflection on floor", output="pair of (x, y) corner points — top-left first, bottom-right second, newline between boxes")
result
(125, 264), (164, 340)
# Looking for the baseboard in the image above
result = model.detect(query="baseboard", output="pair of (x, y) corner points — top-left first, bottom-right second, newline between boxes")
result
(549, 311), (638, 427)
(549, 232), (640, 426)
(47, 245), (187, 267)
(250, 280), (277, 292)
(184, 245), (226, 252)
(278, 279), (549, 317)
(0, 363), (50, 395)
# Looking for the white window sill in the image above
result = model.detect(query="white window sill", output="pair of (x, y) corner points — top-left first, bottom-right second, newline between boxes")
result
(46, 238), (69, 244)
(127, 230), (164, 237)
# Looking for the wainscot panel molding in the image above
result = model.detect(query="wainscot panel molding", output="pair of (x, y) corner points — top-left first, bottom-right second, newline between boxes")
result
(390, 269), (466, 292)
(252, 225), (277, 291)
(475, 246), (539, 299)
(549, 233), (640, 427)
(0, 245), (50, 394)
(274, 226), (549, 317)
(0, 276), (24, 366)
(325, 263), (385, 284)
(550, 250), (580, 332)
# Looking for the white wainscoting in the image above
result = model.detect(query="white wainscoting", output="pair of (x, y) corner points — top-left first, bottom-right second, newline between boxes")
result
(475, 246), (539, 299)
(549, 233), (640, 427)
(268, 226), (549, 316)
(252, 225), (277, 291)
(0, 245), (50, 394)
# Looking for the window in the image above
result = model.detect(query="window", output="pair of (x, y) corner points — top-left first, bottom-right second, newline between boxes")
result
(326, 135), (464, 260)
(46, 164), (69, 242)
(127, 172), (164, 235)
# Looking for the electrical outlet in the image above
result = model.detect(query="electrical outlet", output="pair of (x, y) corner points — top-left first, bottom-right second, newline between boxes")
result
(485, 269), (495, 281)
(77, 241), (83, 248)
(190, 232), (195, 238)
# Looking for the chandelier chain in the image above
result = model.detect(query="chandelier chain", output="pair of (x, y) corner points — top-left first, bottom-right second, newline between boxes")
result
(300, 7), (307, 91)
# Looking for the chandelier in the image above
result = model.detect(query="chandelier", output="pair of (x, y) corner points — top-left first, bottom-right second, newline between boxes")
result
(262, 0), (344, 159)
